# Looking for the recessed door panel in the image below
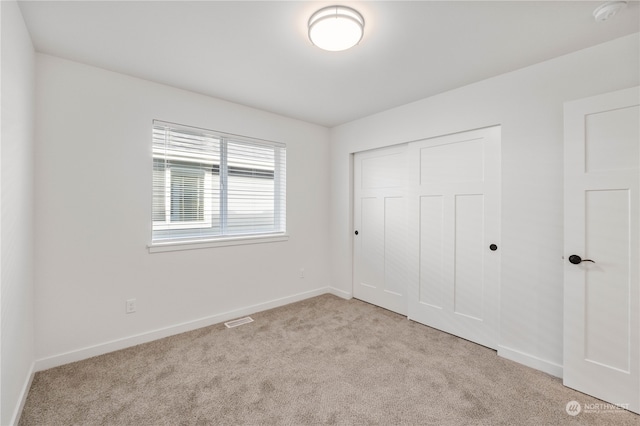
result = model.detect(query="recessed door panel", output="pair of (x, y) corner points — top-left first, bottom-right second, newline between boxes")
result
(362, 153), (405, 189)
(586, 106), (640, 173)
(360, 197), (383, 289)
(385, 197), (407, 297)
(419, 195), (445, 308)
(584, 189), (630, 372)
(420, 139), (484, 184)
(454, 194), (485, 320)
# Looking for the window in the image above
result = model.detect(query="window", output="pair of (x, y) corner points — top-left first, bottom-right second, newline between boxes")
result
(151, 121), (286, 246)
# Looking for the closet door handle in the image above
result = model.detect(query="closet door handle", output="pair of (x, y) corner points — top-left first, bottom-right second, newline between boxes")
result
(355, 230), (359, 236)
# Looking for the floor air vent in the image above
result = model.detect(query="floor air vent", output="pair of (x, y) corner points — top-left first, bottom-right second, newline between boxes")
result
(224, 316), (254, 328)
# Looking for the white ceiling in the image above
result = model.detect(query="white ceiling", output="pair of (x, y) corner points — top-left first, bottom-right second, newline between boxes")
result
(18, 0), (640, 127)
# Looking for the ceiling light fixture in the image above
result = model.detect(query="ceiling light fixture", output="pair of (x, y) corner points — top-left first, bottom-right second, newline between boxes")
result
(593, 1), (627, 22)
(308, 5), (364, 52)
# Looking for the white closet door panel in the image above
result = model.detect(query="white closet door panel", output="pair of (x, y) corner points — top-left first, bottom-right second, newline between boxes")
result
(409, 127), (501, 350)
(354, 146), (408, 315)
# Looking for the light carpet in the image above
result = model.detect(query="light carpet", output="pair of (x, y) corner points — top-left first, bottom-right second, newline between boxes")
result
(19, 294), (639, 425)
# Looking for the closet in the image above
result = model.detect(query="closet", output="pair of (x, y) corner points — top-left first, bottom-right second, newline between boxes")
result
(353, 127), (501, 349)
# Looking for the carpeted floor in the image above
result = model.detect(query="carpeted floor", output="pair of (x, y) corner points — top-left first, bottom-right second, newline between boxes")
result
(19, 294), (639, 425)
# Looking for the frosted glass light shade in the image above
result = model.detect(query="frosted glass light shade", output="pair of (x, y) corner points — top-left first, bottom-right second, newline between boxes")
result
(308, 6), (364, 52)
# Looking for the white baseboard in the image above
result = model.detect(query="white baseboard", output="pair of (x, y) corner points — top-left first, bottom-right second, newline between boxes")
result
(498, 345), (563, 378)
(11, 361), (35, 426)
(35, 287), (330, 372)
(327, 286), (352, 300)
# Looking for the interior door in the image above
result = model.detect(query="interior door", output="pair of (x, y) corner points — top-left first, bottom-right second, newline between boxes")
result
(353, 145), (408, 315)
(407, 127), (501, 349)
(564, 86), (640, 414)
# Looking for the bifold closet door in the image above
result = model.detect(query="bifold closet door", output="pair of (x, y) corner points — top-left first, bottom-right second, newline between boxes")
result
(353, 145), (408, 315)
(407, 127), (501, 349)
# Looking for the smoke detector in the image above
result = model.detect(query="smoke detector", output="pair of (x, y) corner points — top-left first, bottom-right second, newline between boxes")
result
(593, 1), (628, 22)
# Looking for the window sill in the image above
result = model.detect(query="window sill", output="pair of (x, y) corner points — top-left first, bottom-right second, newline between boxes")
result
(148, 233), (289, 253)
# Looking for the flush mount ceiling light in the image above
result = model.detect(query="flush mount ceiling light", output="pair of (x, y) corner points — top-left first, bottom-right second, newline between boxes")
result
(593, 1), (628, 22)
(308, 5), (364, 51)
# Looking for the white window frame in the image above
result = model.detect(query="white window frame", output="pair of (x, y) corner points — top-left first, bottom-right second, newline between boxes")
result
(149, 121), (288, 253)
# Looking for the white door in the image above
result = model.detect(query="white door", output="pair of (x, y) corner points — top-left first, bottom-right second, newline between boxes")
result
(564, 86), (640, 414)
(353, 145), (408, 315)
(408, 127), (501, 349)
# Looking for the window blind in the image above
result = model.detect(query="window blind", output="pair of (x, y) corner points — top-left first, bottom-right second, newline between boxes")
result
(152, 121), (286, 243)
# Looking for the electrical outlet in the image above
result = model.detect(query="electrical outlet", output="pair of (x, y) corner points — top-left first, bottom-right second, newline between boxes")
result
(299, 268), (305, 278)
(126, 298), (136, 314)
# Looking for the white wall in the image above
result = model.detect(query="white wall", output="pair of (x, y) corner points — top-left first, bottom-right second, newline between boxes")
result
(1, 1), (36, 424)
(330, 33), (640, 376)
(34, 54), (331, 367)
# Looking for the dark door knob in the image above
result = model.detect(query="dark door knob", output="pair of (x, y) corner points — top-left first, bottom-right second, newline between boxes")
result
(569, 255), (595, 264)
(489, 244), (498, 251)
(354, 230), (359, 235)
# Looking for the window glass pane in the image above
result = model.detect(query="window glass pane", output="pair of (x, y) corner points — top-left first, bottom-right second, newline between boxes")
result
(227, 174), (275, 233)
(152, 159), (166, 222)
(226, 141), (276, 234)
(170, 167), (204, 222)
